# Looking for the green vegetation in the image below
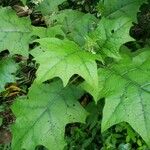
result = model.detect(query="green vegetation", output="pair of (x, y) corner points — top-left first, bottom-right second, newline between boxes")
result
(0, 0), (150, 150)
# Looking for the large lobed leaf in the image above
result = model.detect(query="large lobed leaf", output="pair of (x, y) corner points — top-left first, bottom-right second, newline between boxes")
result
(87, 17), (134, 59)
(11, 81), (87, 150)
(102, 0), (147, 22)
(0, 7), (32, 56)
(0, 7), (63, 56)
(0, 58), (18, 92)
(97, 50), (150, 146)
(31, 38), (99, 90)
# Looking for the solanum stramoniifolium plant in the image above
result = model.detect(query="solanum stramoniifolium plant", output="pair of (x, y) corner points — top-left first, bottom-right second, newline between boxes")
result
(0, 0), (149, 149)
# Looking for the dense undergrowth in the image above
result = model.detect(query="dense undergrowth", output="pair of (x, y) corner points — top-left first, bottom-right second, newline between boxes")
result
(0, 0), (150, 150)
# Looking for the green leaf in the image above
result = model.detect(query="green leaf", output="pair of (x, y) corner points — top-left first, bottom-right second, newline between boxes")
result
(0, 106), (4, 126)
(102, 0), (147, 22)
(21, 0), (26, 5)
(0, 7), (32, 56)
(80, 79), (103, 102)
(37, 0), (66, 15)
(0, 7), (64, 56)
(98, 50), (150, 146)
(87, 17), (134, 59)
(11, 81), (87, 150)
(0, 57), (18, 92)
(45, 9), (97, 45)
(0, 118), (2, 126)
(31, 38), (99, 90)
(32, 25), (65, 39)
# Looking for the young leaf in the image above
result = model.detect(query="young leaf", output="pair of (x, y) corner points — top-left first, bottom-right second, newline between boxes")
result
(98, 50), (150, 146)
(0, 58), (18, 92)
(88, 17), (134, 59)
(36, 0), (66, 15)
(31, 38), (99, 90)
(0, 7), (32, 56)
(11, 81), (87, 150)
(102, 0), (147, 22)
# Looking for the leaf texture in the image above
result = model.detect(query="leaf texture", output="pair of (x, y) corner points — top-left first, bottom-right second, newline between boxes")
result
(32, 25), (65, 39)
(0, 58), (18, 92)
(11, 81), (87, 150)
(98, 50), (150, 146)
(37, 0), (66, 15)
(102, 0), (147, 22)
